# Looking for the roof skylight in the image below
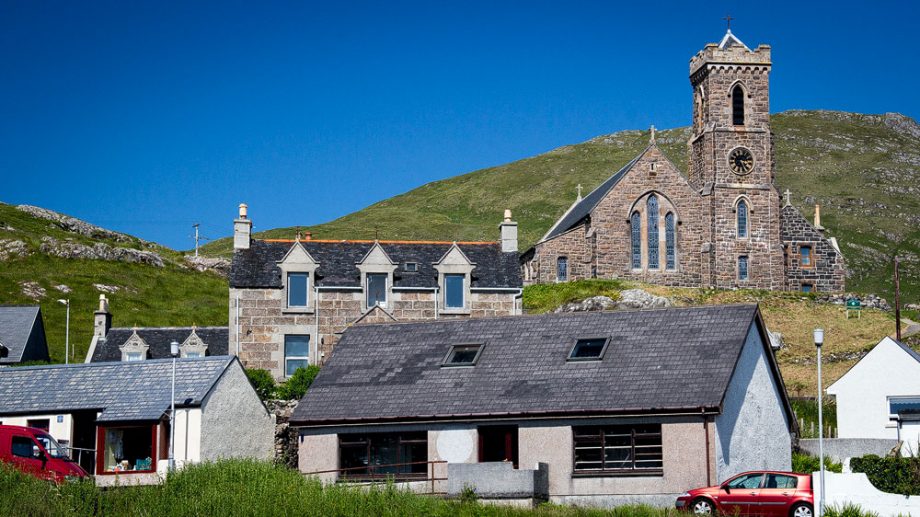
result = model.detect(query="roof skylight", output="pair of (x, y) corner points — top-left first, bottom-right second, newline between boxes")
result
(442, 344), (483, 367)
(568, 337), (610, 361)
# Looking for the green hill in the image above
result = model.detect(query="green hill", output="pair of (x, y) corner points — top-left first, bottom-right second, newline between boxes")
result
(201, 110), (920, 303)
(0, 203), (227, 363)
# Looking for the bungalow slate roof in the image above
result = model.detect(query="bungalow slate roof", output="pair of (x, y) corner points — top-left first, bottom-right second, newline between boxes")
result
(90, 326), (229, 362)
(540, 154), (642, 242)
(230, 240), (522, 289)
(292, 304), (770, 426)
(0, 356), (234, 422)
(0, 305), (44, 364)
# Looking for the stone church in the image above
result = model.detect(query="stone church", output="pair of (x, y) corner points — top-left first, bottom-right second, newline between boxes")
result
(522, 31), (846, 292)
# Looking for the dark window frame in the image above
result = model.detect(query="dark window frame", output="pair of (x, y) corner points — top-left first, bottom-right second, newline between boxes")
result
(567, 337), (611, 362)
(442, 343), (484, 367)
(732, 84), (745, 125)
(572, 424), (664, 477)
(338, 432), (428, 482)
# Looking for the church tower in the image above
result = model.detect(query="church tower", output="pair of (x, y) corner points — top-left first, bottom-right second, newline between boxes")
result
(688, 30), (784, 290)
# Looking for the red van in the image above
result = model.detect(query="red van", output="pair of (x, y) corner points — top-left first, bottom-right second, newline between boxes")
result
(0, 425), (89, 482)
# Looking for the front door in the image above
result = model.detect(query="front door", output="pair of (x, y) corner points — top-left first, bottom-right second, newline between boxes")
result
(718, 472), (764, 516)
(478, 426), (518, 468)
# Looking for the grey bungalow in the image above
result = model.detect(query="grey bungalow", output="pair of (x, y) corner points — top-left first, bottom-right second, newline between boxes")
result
(292, 304), (795, 507)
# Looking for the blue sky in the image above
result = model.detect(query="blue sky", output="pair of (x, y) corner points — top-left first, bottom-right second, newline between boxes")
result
(2, 1), (917, 250)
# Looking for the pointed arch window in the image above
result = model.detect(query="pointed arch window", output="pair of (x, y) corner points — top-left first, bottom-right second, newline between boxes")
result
(737, 199), (749, 238)
(630, 212), (641, 269)
(647, 195), (659, 269)
(732, 85), (745, 125)
(665, 213), (676, 270)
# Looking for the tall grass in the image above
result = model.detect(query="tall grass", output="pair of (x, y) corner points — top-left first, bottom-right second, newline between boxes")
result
(0, 459), (684, 516)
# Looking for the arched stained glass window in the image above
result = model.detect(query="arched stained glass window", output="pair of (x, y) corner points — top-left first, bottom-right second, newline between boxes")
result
(737, 200), (748, 238)
(647, 195), (659, 269)
(630, 211), (641, 269)
(665, 212), (676, 270)
(732, 84), (745, 125)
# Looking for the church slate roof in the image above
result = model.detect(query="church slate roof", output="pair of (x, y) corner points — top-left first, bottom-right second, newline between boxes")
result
(0, 356), (235, 422)
(540, 154), (643, 242)
(292, 304), (789, 426)
(230, 240), (522, 289)
(0, 305), (50, 364)
(89, 326), (229, 362)
(780, 204), (827, 242)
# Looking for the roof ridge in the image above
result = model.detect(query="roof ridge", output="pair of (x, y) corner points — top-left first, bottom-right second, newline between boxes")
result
(108, 326), (229, 331)
(2, 355), (232, 372)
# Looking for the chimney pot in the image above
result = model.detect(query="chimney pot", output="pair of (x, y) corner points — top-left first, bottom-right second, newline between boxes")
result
(499, 209), (518, 253)
(503, 209), (512, 222)
(94, 294), (112, 338)
(239, 203), (248, 220)
(234, 203), (253, 250)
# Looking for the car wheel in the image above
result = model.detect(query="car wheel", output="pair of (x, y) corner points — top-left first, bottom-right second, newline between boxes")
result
(691, 498), (714, 514)
(790, 503), (813, 517)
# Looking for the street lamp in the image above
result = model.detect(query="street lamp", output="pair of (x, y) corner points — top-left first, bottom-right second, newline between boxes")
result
(56, 299), (70, 364)
(167, 340), (179, 473)
(814, 328), (826, 517)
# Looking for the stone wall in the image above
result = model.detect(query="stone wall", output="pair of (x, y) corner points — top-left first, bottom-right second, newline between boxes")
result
(267, 399), (299, 468)
(781, 205), (846, 292)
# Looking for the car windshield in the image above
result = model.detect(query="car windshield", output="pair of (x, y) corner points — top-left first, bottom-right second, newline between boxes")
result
(35, 433), (70, 459)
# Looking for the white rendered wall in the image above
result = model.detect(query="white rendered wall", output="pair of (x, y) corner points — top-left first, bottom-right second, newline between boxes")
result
(0, 413), (73, 444)
(827, 337), (920, 449)
(171, 408), (202, 468)
(714, 323), (791, 481)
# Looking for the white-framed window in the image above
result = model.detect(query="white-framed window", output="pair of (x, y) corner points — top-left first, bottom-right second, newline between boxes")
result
(888, 396), (920, 418)
(185, 351), (203, 359)
(444, 274), (465, 309)
(287, 273), (309, 307)
(125, 351), (143, 361)
(284, 335), (310, 377)
(366, 273), (388, 308)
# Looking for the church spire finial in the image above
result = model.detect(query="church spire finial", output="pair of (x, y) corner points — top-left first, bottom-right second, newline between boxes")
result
(723, 14), (733, 31)
(576, 183), (583, 200)
(783, 189), (792, 207)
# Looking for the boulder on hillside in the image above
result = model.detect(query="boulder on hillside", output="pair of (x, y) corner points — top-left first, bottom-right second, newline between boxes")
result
(554, 296), (617, 313)
(184, 255), (230, 276)
(617, 289), (672, 310)
(0, 239), (30, 261)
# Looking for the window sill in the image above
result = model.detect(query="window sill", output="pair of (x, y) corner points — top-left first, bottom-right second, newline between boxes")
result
(440, 308), (471, 315)
(572, 470), (663, 478)
(282, 307), (314, 315)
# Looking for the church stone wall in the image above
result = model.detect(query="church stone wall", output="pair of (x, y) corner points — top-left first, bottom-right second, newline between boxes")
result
(781, 206), (846, 292)
(531, 225), (594, 284)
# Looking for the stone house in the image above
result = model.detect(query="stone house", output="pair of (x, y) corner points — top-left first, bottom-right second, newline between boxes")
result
(827, 336), (920, 456)
(84, 295), (228, 362)
(522, 30), (845, 293)
(0, 356), (274, 485)
(292, 304), (795, 507)
(229, 205), (523, 379)
(0, 305), (51, 365)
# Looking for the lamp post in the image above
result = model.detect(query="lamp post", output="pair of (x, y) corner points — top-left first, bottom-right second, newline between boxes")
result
(814, 328), (826, 517)
(167, 340), (179, 473)
(56, 299), (70, 364)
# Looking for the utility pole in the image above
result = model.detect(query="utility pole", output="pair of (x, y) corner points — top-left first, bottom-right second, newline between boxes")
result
(894, 256), (901, 341)
(193, 224), (200, 257)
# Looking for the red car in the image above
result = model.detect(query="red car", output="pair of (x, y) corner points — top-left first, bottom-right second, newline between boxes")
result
(676, 470), (813, 516)
(0, 425), (89, 483)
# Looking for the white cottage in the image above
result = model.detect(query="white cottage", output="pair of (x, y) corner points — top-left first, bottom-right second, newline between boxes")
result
(827, 337), (920, 456)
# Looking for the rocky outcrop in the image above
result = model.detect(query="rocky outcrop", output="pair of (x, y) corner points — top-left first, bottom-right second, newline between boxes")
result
(39, 237), (164, 267)
(184, 255), (230, 276)
(554, 295), (616, 313)
(20, 281), (45, 300)
(616, 289), (672, 310)
(17, 205), (140, 244)
(0, 239), (30, 261)
(819, 293), (891, 311)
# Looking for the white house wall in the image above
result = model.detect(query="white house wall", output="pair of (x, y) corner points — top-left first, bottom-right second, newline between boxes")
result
(0, 413), (73, 444)
(827, 337), (920, 453)
(171, 408), (202, 467)
(199, 361), (274, 461)
(714, 322), (791, 481)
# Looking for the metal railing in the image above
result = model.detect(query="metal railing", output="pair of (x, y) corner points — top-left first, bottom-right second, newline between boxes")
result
(302, 460), (448, 495)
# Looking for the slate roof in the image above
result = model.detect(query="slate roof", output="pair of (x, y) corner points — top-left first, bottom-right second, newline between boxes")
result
(0, 306), (46, 364)
(230, 240), (521, 289)
(541, 154), (643, 242)
(780, 204), (825, 242)
(89, 326), (229, 362)
(0, 356), (234, 422)
(292, 304), (780, 426)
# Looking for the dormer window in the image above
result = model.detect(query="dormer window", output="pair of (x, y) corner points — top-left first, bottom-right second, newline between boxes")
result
(444, 274), (465, 309)
(125, 351), (143, 361)
(404, 262), (419, 272)
(568, 337), (610, 361)
(119, 328), (149, 362)
(366, 273), (388, 308)
(442, 344), (483, 367)
(287, 273), (309, 307)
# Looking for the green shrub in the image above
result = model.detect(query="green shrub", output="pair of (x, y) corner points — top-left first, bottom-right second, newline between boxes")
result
(824, 503), (879, 517)
(790, 398), (837, 438)
(792, 451), (842, 474)
(276, 365), (321, 400)
(245, 368), (277, 400)
(850, 454), (920, 496)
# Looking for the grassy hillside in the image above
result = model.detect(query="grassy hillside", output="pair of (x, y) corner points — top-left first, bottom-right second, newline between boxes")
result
(202, 110), (920, 303)
(0, 203), (227, 363)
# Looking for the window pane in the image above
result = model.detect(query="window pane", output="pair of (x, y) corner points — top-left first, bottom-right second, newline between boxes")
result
(890, 397), (920, 415)
(802, 284), (812, 293)
(185, 351), (202, 359)
(445, 274), (465, 309)
(402, 441), (428, 474)
(729, 474), (764, 489)
(570, 338), (607, 359)
(286, 359), (308, 377)
(288, 273), (308, 307)
(11, 436), (35, 458)
(557, 256), (568, 281)
(737, 201), (748, 238)
(738, 256), (749, 280)
(285, 335), (310, 357)
(801, 246), (811, 265)
(647, 196), (659, 269)
(367, 273), (387, 307)
(631, 212), (641, 269)
(732, 85), (745, 125)
(125, 352), (143, 361)
(665, 213), (676, 269)
(445, 344), (481, 366)
(767, 474), (798, 489)
(573, 425), (661, 473)
(340, 444), (369, 476)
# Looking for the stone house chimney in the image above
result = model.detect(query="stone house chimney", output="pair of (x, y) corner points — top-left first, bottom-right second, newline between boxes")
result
(94, 294), (112, 338)
(499, 209), (518, 253)
(234, 203), (252, 250)
(814, 204), (825, 232)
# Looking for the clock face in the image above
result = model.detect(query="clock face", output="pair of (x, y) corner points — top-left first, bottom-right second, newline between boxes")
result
(729, 148), (754, 175)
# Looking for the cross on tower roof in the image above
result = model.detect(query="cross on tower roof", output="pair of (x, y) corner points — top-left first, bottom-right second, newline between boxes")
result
(723, 15), (733, 31)
(576, 184), (583, 200)
(784, 189), (792, 207)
